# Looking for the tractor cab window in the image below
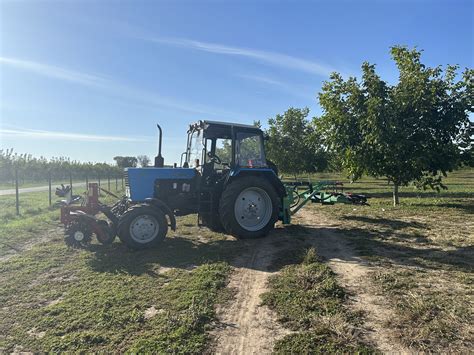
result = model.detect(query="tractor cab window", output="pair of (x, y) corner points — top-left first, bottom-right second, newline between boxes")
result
(211, 138), (232, 169)
(188, 130), (204, 168)
(236, 132), (266, 168)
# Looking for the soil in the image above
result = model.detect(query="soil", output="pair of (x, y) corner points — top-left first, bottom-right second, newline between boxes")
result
(297, 209), (410, 353)
(213, 236), (291, 354)
(213, 209), (410, 354)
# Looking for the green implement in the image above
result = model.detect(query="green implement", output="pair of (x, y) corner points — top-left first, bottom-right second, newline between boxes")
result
(280, 180), (369, 224)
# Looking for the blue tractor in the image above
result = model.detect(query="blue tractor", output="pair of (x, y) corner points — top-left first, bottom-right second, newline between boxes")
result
(117, 120), (286, 249)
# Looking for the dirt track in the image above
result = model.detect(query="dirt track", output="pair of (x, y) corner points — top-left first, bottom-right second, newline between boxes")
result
(0, 183), (86, 196)
(214, 236), (290, 354)
(213, 209), (408, 354)
(297, 209), (409, 353)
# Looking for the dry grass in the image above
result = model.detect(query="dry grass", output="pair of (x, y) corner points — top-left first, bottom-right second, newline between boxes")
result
(310, 168), (474, 352)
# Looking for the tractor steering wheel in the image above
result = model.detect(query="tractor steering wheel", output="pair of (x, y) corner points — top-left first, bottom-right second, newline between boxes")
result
(207, 151), (222, 165)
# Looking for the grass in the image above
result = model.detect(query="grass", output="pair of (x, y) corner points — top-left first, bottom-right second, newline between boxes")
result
(0, 178), (121, 190)
(0, 211), (248, 352)
(0, 168), (472, 352)
(308, 168), (474, 352)
(0, 241), (231, 352)
(0, 181), (251, 352)
(0, 187), (125, 257)
(262, 247), (374, 353)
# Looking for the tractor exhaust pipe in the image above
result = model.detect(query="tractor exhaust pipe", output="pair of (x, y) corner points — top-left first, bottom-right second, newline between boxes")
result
(154, 124), (164, 168)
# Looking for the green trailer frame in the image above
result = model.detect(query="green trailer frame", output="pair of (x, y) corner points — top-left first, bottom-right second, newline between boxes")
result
(280, 180), (368, 224)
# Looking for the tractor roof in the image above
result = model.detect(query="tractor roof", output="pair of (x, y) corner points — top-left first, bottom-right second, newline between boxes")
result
(188, 120), (263, 139)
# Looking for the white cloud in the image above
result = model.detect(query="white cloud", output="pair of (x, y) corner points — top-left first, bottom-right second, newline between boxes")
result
(0, 56), (246, 119)
(236, 73), (315, 100)
(0, 128), (150, 142)
(0, 57), (108, 87)
(237, 74), (288, 87)
(148, 37), (338, 77)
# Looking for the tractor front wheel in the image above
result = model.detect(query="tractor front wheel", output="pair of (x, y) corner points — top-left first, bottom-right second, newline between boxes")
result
(219, 176), (279, 239)
(117, 204), (168, 249)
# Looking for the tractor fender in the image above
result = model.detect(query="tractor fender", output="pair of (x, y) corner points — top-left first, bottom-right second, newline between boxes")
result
(226, 168), (287, 198)
(144, 198), (177, 231)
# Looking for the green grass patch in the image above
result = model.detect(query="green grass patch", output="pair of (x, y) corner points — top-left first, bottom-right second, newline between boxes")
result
(0, 234), (234, 352)
(262, 248), (374, 353)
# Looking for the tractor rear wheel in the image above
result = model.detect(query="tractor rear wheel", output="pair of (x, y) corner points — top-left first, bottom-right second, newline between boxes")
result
(117, 204), (168, 249)
(219, 176), (279, 239)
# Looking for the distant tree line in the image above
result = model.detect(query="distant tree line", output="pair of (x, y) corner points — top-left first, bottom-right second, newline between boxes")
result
(0, 149), (123, 184)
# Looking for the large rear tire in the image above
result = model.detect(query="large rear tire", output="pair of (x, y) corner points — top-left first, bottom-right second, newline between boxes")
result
(117, 204), (168, 249)
(219, 176), (280, 238)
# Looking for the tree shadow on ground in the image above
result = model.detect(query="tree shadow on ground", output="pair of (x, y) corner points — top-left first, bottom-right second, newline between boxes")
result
(311, 226), (474, 273)
(341, 215), (427, 230)
(367, 191), (473, 199)
(408, 201), (474, 214)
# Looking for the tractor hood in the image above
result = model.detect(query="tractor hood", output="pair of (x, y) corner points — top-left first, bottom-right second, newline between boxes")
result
(124, 167), (196, 201)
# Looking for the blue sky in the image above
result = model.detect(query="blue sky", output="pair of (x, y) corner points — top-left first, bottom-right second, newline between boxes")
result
(1, 0), (472, 164)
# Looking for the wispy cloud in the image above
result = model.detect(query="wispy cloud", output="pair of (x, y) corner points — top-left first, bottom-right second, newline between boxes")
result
(147, 37), (338, 77)
(237, 74), (288, 87)
(0, 57), (108, 87)
(0, 56), (246, 119)
(0, 128), (150, 142)
(236, 73), (315, 100)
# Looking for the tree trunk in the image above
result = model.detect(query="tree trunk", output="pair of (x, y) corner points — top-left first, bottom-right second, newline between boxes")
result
(393, 183), (400, 206)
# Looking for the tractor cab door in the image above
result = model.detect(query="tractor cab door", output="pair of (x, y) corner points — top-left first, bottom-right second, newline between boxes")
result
(235, 132), (266, 168)
(202, 137), (232, 183)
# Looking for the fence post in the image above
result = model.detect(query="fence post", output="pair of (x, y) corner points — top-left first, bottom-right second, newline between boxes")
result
(15, 169), (20, 215)
(122, 177), (124, 189)
(98, 176), (101, 187)
(69, 173), (73, 196)
(86, 175), (89, 187)
(115, 176), (118, 191)
(108, 175), (110, 191)
(48, 174), (52, 206)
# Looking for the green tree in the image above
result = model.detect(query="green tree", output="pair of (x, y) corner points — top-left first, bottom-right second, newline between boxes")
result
(137, 155), (151, 167)
(316, 46), (473, 205)
(266, 108), (325, 176)
(113, 156), (138, 168)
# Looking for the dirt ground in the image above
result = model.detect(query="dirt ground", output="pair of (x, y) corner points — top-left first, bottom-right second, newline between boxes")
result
(213, 236), (291, 354)
(296, 209), (410, 353)
(212, 210), (411, 354)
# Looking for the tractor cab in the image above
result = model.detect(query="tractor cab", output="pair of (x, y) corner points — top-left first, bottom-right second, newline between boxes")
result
(182, 120), (268, 179)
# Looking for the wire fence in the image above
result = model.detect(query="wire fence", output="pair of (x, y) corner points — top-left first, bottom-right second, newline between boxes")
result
(2, 170), (125, 216)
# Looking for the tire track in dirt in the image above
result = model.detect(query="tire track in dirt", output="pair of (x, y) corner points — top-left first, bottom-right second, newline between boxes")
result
(213, 236), (290, 355)
(298, 209), (410, 353)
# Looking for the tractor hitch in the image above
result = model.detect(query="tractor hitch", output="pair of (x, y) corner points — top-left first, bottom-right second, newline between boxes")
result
(60, 183), (126, 247)
(280, 180), (369, 224)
